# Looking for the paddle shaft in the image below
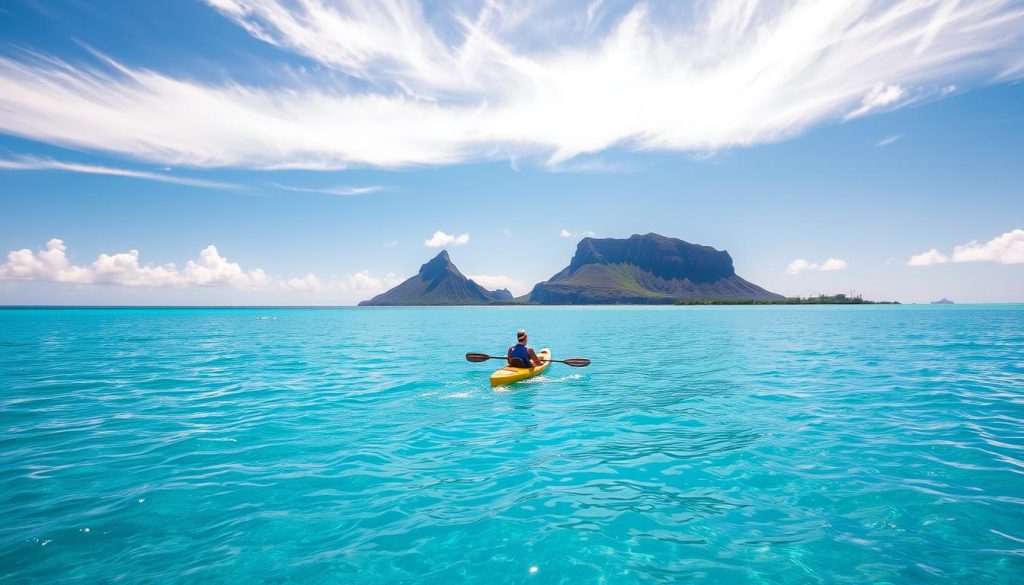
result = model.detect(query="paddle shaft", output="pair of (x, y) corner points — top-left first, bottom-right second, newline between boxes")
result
(465, 353), (590, 367)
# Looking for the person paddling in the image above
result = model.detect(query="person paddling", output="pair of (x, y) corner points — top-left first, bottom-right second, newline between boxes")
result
(507, 329), (542, 368)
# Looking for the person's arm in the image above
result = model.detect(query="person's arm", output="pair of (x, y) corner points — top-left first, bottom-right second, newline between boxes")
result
(507, 346), (514, 365)
(528, 347), (541, 366)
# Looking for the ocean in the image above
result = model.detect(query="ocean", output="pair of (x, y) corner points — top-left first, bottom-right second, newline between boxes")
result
(1, 305), (1022, 583)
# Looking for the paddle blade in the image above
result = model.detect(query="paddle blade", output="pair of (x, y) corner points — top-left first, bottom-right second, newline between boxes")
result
(465, 352), (494, 363)
(561, 358), (591, 367)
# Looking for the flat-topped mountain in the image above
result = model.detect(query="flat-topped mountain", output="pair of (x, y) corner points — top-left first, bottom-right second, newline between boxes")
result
(359, 251), (513, 306)
(526, 233), (783, 304)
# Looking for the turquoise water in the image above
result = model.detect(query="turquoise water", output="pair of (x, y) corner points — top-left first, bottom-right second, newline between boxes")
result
(2, 306), (1023, 583)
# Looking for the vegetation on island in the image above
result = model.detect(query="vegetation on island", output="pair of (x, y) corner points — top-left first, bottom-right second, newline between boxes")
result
(675, 294), (899, 305)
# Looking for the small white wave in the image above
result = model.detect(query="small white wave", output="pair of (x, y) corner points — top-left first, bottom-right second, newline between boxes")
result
(441, 391), (474, 399)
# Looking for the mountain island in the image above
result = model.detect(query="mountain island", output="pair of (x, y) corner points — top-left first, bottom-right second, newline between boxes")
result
(361, 233), (783, 305)
(358, 250), (513, 306)
(526, 233), (782, 303)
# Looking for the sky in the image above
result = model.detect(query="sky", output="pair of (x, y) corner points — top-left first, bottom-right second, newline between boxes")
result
(0, 0), (1022, 305)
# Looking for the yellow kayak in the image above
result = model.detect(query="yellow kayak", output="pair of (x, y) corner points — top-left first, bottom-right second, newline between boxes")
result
(490, 349), (551, 387)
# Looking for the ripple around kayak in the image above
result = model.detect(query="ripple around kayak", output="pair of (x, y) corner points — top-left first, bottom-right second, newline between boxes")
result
(1, 305), (1023, 583)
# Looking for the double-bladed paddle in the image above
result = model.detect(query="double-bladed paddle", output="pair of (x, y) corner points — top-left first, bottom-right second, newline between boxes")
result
(465, 353), (590, 367)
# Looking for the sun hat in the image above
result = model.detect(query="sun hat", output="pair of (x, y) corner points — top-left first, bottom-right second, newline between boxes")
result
(517, 329), (527, 341)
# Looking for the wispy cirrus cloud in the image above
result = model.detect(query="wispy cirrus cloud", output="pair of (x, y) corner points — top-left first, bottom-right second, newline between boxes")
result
(845, 83), (906, 120)
(270, 183), (384, 196)
(0, 1), (1022, 169)
(0, 156), (241, 190)
(875, 134), (904, 147)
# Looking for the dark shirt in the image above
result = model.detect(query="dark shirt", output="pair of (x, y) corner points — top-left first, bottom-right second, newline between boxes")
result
(508, 343), (532, 368)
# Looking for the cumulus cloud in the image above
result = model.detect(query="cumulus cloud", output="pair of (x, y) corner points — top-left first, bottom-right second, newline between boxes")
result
(909, 229), (1024, 266)
(786, 257), (848, 274)
(819, 258), (849, 271)
(0, 1), (1021, 168)
(468, 274), (527, 295)
(785, 259), (814, 275)
(345, 270), (400, 292)
(0, 239), (398, 298)
(284, 273), (321, 291)
(424, 231), (470, 247)
(0, 239), (93, 283)
(0, 239), (273, 288)
(907, 248), (949, 266)
(952, 229), (1024, 264)
(560, 229), (595, 239)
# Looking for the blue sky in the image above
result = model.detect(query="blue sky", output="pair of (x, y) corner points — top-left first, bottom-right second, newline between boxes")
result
(1, 0), (1022, 304)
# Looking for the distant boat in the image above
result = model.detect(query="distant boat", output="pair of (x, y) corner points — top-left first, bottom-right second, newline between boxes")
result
(931, 298), (954, 304)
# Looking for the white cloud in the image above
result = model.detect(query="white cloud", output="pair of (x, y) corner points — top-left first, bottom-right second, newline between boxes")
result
(0, 157), (240, 190)
(271, 183), (383, 196)
(846, 83), (906, 119)
(560, 229), (595, 239)
(284, 273), (321, 290)
(786, 259), (814, 275)
(0, 2), (1021, 168)
(180, 245), (270, 288)
(424, 230), (469, 247)
(0, 239), (277, 288)
(952, 229), (1024, 264)
(0, 239), (92, 283)
(908, 229), (1024, 267)
(345, 270), (400, 292)
(91, 249), (184, 286)
(0, 239), (401, 303)
(875, 134), (904, 147)
(786, 257), (849, 274)
(819, 258), (849, 271)
(468, 274), (527, 295)
(907, 248), (949, 266)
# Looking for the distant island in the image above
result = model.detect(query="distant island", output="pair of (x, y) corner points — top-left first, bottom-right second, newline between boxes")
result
(360, 233), (896, 306)
(676, 294), (899, 305)
(362, 233), (792, 305)
(358, 251), (513, 306)
(524, 233), (783, 304)
(931, 298), (954, 304)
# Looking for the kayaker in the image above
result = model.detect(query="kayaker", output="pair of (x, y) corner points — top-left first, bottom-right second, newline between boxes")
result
(507, 329), (542, 368)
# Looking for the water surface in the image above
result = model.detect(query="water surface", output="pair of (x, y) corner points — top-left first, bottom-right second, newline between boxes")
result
(1, 306), (1023, 583)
